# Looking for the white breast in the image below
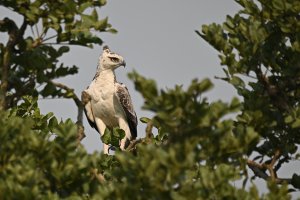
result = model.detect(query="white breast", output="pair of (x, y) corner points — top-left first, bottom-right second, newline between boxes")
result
(86, 71), (120, 128)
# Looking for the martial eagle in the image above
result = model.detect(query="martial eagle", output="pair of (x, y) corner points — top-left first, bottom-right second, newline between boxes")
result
(82, 46), (137, 154)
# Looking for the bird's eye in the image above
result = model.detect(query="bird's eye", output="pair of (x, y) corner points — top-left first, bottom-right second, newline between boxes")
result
(109, 57), (119, 62)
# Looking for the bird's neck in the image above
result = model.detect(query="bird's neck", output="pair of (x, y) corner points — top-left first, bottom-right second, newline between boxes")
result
(94, 69), (116, 84)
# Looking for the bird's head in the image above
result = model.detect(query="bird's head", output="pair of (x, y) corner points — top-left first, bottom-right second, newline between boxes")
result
(98, 46), (126, 71)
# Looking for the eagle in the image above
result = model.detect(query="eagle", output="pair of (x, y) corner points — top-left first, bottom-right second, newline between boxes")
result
(82, 46), (137, 154)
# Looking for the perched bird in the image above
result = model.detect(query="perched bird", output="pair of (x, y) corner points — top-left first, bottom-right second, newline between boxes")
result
(82, 46), (137, 154)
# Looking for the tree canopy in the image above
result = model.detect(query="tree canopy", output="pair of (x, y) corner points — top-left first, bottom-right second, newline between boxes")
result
(0, 0), (300, 199)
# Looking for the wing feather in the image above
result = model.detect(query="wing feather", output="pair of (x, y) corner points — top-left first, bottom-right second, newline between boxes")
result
(82, 90), (99, 133)
(115, 82), (137, 138)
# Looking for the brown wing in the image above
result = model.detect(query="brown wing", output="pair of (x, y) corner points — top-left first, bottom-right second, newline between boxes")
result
(82, 90), (99, 133)
(115, 82), (137, 139)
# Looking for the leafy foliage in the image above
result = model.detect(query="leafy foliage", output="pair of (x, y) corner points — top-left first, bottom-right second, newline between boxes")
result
(0, 96), (115, 199)
(0, 0), (115, 109)
(1, 0), (300, 199)
(199, 0), (300, 193)
(101, 127), (125, 149)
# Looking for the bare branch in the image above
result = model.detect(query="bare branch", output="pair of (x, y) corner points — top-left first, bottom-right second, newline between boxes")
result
(266, 149), (281, 180)
(270, 149), (281, 168)
(126, 138), (142, 152)
(247, 159), (292, 185)
(247, 159), (269, 180)
(42, 34), (58, 42)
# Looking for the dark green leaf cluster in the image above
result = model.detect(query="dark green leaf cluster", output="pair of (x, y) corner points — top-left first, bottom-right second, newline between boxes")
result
(92, 72), (289, 199)
(101, 145), (261, 200)
(0, 96), (119, 199)
(0, 0), (115, 109)
(11, 45), (78, 98)
(199, 0), (300, 191)
(129, 72), (258, 164)
(0, 89), (291, 199)
(101, 127), (125, 149)
(0, 0), (115, 45)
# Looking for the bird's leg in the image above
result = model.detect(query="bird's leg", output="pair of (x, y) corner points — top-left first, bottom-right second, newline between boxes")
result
(103, 144), (109, 154)
(95, 118), (109, 154)
(118, 117), (131, 150)
(120, 140), (126, 151)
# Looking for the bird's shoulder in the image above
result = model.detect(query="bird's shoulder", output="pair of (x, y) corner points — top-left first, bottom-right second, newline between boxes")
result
(114, 82), (138, 138)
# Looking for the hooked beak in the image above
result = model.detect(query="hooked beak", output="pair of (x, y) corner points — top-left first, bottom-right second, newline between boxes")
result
(121, 60), (126, 68)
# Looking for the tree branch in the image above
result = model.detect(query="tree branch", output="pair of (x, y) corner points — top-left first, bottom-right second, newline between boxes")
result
(125, 120), (157, 152)
(267, 149), (281, 180)
(247, 151), (292, 185)
(126, 138), (142, 152)
(50, 81), (86, 143)
(247, 159), (269, 179)
(0, 17), (27, 110)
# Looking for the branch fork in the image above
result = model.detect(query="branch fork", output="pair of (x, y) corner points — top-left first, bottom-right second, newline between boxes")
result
(247, 150), (292, 184)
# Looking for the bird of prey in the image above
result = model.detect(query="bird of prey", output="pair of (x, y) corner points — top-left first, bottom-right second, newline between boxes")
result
(82, 46), (137, 154)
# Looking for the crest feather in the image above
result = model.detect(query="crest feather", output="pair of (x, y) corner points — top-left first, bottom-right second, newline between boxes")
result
(103, 45), (110, 51)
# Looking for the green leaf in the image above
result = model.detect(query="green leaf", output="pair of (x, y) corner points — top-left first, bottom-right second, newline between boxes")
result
(91, 8), (98, 20)
(140, 117), (151, 123)
(284, 115), (293, 123)
(78, 2), (92, 12)
(230, 97), (240, 110)
(100, 127), (125, 148)
(58, 46), (70, 55)
(48, 116), (58, 131)
(128, 70), (158, 100)
(107, 28), (118, 34)
(291, 174), (300, 189)
(101, 128), (112, 145)
(41, 82), (57, 97)
(292, 118), (300, 128)
(198, 78), (213, 93)
(230, 76), (245, 88)
(113, 127), (125, 139)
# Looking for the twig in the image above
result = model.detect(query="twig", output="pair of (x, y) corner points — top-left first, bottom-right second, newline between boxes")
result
(146, 121), (154, 139)
(126, 138), (142, 152)
(125, 120), (155, 152)
(270, 149), (281, 167)
(30, 26), (36, 38)
(247, 159), (269, 180)
(42, 34), (58, 42)
(35, 24), (40, 38)
(267, 149), (281, 180)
